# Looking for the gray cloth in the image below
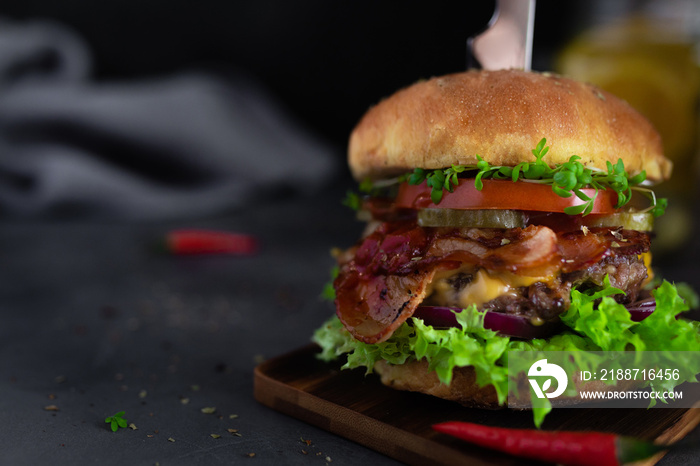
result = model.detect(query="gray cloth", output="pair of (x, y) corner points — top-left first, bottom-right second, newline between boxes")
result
(0, 18), (338, 219)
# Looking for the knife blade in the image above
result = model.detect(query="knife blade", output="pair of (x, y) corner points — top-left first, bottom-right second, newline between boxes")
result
(469, 0), (536, 71)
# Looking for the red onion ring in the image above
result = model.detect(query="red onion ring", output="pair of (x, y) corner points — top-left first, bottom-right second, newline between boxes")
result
(412, 306), (562, 339)
(413, 298), (658, 339)
(625, 298), (656, 322)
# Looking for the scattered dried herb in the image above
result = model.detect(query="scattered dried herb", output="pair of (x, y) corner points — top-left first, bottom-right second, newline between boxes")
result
(201, 407), (216, 414)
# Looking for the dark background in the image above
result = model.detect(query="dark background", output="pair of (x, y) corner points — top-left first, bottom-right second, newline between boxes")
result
(1, 0), (597, 151)
(2, 2), (700, 465)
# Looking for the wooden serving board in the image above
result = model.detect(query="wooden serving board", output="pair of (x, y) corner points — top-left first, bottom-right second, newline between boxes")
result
(254, 345), (700, 465)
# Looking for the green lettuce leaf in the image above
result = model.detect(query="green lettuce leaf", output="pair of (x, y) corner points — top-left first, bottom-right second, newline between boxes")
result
(312, 280), (700, 426)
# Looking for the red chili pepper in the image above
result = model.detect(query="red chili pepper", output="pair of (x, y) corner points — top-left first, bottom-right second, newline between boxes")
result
(432, 422), (664, 466)
(165, 229), (258, 255)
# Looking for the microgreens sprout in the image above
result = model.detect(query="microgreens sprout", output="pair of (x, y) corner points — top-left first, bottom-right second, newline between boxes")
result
(341, 191), (362, 211)
(342, 178), (376, 211)
(105, 411), (128, 432)
(321, 265), (339, 301)
(405, 165), (469, 204)
(400, 138), (666, 217)
(633, 186), (668, 218)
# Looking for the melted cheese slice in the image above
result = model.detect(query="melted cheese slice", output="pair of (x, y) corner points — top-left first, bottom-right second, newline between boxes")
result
(426, 267), (552, 308)
(640, 252), (653, 286)
(426, 252), (652, 309)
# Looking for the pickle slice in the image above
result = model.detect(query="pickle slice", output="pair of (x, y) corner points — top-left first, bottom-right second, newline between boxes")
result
(583, 212), (654, 231)
(417, 209), (654, 231)
(417, 209), (527, 228)
(356, 209), (372, 222)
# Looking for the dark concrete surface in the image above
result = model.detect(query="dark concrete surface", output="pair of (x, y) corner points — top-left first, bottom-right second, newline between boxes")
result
(1, 182), (698, 465)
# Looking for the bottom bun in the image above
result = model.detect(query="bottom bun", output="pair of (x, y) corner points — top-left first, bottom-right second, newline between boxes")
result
(374, 359), (502, 408)
(374, 359), (643, 409)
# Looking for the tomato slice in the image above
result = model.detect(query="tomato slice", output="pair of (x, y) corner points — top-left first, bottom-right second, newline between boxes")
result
(395, 179), (618, 214)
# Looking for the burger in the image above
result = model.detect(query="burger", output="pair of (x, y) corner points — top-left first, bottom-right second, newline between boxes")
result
(313, 69), (700, 424)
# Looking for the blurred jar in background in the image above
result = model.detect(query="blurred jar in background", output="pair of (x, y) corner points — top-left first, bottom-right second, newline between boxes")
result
(557, 3), (700, 256)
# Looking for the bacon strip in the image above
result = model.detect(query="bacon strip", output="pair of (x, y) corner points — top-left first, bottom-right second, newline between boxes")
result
(428, 226), (560, 276)
(335, 268), (437, 344)
(334, 222), (649, 344)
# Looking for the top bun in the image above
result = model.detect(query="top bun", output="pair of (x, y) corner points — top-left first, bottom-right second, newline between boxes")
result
(348, 69), (671, 182)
